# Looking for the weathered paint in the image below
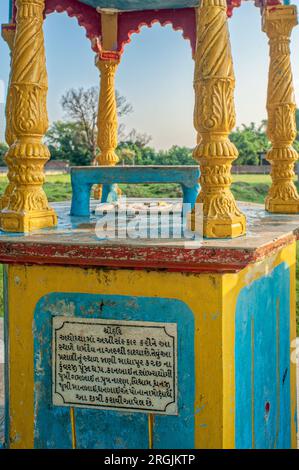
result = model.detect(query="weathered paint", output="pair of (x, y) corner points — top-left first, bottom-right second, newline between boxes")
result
(3, 240), (297, 448)
(70, 166), (200, 217)
(221, 241), (297, 450)
(0, 201), (297, 274)
(235, 263), (291, 448)
(34, 294), (194, 448)
(3, 266), (9, 448)
(5, 263), (222, 448)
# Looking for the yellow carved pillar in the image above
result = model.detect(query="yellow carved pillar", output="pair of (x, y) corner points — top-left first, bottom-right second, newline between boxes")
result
(263, 4), (299, 213)
(0, 0), (57, 232)
(94, 56), (120, 200)
(191, 0), (246, 238)
(0, 25), (16, 210)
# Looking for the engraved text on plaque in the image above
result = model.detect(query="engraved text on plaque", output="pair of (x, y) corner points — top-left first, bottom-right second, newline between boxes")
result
(52, 317), (178, 415)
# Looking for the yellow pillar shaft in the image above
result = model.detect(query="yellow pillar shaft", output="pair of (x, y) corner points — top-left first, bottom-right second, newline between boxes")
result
(263, 4), (299, 214)
(0, 26), (16, 210)
(191, 0), (246, 239)
(0, 0), (57, 232)
(94, 56), (120, 200)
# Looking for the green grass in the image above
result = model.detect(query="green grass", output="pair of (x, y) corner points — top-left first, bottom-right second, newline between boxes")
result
(232, 174), (272, 184)
(0, 173), (298, 335)
(121, 175), (273, 203)
(0, 174), (274, 204)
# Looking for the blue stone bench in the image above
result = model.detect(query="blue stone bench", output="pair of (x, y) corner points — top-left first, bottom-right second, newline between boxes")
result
(70, 165), (200, 217)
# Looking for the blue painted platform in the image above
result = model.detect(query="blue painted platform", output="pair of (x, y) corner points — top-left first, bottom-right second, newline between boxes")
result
(70, 165), (200, 217)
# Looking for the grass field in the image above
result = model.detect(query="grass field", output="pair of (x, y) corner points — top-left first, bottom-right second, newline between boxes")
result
(0, 173), (297, 334)
(0, 174), (273, 203)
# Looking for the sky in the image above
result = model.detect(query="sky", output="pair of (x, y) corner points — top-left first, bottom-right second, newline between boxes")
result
(0, 1), (299, 150)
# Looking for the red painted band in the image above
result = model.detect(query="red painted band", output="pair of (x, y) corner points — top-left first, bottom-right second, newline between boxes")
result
(0, 231), (295, 274)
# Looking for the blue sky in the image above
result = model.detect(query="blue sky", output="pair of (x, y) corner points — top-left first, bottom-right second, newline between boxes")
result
(0, 1), (299, 149)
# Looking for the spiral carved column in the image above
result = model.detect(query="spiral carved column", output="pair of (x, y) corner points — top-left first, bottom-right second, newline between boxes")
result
(94, 56), (120, 200)
(0, 25), (16, 210)
(0, 0), (57, 232)
(263, 4), (299, 213)
(190, 0), (246, 238)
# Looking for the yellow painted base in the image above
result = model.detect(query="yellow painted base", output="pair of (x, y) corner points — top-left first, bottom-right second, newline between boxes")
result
(4, 242), (297, 449)
(0, 207), (57, 232)
(189, 210), (246, 239)
(266, 196), (299, 214)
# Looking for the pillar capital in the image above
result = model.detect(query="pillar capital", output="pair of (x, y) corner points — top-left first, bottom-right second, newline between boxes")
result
(262, 4), (297, 40)
(15, 0), (45, 7)
(96, 55), (120, 79)
(200, 0), (227, 8)
(15, 0), (46, 18)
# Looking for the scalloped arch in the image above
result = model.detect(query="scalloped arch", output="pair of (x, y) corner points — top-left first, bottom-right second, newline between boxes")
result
(44, 0), (101, 40)
(9, 0), (283, 55)
(117, 8), (197, 55)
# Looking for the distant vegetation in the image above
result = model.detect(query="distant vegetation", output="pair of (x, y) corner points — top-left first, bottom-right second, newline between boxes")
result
(0, 90), (299, 332)
(0, 88), (298, 169)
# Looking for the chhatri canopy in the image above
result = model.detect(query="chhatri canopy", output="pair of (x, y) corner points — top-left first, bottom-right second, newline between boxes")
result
(6, 0), (283, 55)
(8, 0), (285, 21)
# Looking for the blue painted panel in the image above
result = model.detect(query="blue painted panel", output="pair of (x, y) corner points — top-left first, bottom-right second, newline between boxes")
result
(235, 263), (292, 449)
(77, 1), (199, 11)
(34, 293), (195, 449)
(3, 266), (9, 449)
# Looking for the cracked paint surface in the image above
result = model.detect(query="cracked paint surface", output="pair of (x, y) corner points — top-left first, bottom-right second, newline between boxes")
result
(33, 293), (195, 449)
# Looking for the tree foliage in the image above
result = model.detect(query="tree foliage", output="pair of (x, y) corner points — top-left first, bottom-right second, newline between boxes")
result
(0, 143), (8, 166)
(230, 122), (270, 165)
(4, 85), (299, 168)
(46, 121), (92, 166)
(58, 86), (133, 164)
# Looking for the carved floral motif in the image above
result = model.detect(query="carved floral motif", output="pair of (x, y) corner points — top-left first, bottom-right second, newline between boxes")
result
(263, 4), (299, 213)
(0, 0), (57, 232)
(94, 57), (120, 200)
(191, 0), (246, 238)
(0, 26), (16, 210)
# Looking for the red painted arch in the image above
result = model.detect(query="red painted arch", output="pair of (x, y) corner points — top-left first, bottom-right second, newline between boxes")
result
(9, 0), (279, 54)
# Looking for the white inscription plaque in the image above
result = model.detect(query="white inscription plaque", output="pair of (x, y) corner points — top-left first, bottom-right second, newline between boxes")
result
(52, 316), (178, 415)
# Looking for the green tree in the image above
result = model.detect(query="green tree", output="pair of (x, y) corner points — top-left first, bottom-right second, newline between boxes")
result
(230, 123), (270, 165)
(61, 86), (133, 164)
(154, 146), (194, 166)
(45, 121), (93, 166)
(0, 143), (8, 166)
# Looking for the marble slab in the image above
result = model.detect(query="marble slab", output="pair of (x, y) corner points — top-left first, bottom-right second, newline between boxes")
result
(0, 199), (298, 272)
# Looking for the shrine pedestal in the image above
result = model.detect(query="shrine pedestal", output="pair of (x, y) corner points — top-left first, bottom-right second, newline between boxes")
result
(0, 201), (298, 449)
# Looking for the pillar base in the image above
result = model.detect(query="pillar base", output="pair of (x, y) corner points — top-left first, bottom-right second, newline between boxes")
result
(0, 207), (57, 233)
(188, 211), (246, 239)
(265, 197), (299, 214)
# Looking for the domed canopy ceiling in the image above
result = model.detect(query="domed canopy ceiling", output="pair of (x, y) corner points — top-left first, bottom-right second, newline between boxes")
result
(76, 0), (199, 10)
